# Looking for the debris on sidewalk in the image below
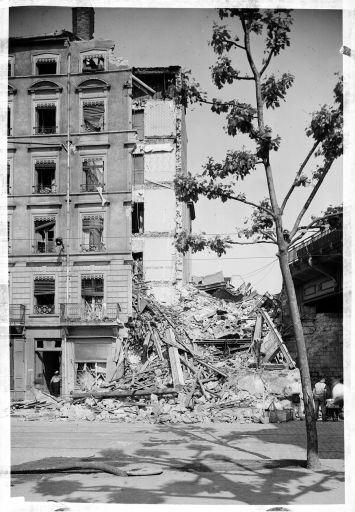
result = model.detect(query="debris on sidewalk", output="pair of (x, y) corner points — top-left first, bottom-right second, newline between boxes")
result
(11, 281), (301, 424)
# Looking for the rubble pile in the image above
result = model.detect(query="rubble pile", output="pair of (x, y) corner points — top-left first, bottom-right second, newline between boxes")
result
(11, 282), (301, 424)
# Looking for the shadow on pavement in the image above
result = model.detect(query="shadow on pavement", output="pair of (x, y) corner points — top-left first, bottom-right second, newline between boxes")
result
(11, 422), (344, 504)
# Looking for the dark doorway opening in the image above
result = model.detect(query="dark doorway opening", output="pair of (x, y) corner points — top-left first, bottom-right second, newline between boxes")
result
(35, 351), (61, 395)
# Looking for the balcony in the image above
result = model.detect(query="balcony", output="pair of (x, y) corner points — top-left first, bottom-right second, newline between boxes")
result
(33, 184), (57, 194)
(34, 305), (55, 315)
(80, 183), (105, 193)
(34, 126), (57, 135)
(80, 243), (106, 253)
(9, 304), (25, 325)
(60, 303), (120, 324)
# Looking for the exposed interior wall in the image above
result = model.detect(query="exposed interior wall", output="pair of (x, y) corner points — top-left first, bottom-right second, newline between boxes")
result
(143, 237), (175, 282)
(144, 188), (175, 232)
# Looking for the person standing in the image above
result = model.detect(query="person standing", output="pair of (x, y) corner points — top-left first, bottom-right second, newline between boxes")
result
(313, 377), (327, 421)
(50, 371), (61, 397)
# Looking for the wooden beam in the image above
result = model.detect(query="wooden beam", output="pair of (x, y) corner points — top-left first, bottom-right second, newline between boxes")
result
(168, 347), (185, 391)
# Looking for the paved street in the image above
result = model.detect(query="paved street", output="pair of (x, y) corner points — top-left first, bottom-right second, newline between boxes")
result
(10, 418), (345, 505)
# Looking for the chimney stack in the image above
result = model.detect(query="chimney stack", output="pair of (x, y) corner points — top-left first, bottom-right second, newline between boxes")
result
(72, 7), (95, 40)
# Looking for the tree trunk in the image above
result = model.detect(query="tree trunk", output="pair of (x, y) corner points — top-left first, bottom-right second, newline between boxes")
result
(278, 248), (320, 470)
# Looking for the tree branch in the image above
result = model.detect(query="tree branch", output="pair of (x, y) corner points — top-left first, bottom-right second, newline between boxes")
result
(260, 49), (275, 76)
(229, 194), (275, 218)
(289, 160), (334, 238)
(280, 140), (321, 213)
(229, 239), (275, 245)
(259, 230), (277, 243)
(224, 39), (246, 51)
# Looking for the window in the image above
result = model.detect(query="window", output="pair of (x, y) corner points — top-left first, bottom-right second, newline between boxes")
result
(76, 362), (107, 389)
(132, 110), (144, 140)
(132, 202), (144, 234)
(8, 57), (14, 76)
(133, 155), (144, 185)
(82, 101), (105, 132)
(81, 157), (104, 192)
(82, 54), (105, 73)
(81, 214), (105, 252)
(81, 275), (104, 305)
(35, 103), (57, 134)
(7, 106), (12, 136)
(34, 160), (56, 193)
(7, 160), (12, 194)
(34, 216), (56, 253)
(133, 252), (144, 279)
(34, 276), (55, 314)
(8, 219), (12, 253)
(36, 59), (57, 75)
(32, 54), (59, 75)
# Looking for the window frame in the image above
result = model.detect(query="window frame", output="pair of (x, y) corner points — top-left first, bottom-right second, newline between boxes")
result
(8, 56), (14, 77)
(80, 154), (106, 192)
(79, 49), (107, 73)
(80, 97), (107, 133)
(32, 275), (56, 315)
(7, 214), (12, 254)
(7, 102), (13, 136)
(33, 215), (57, 254)
(80, 272), (106, 304)
(79, 209), (106, 253)
(7, 156), (13, 195)
(32, 53), (60, 76)
(32, 152), (59, 194)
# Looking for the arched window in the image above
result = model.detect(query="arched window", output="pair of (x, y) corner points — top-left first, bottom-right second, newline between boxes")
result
(28, 81), (63, 135)
(76, 79), (109, 133)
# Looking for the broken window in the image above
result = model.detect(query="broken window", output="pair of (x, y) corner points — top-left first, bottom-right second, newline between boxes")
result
(82, 101), (105, 132)
(36, 58), (57, 75)
(34, 160), (56, 193)
(34, 277), (55, 314)
(34, 217), (55, 254)
(132, 202), (144, 234)
(35, 104), (57, 134)
(82, 54), (105, 73)
(132, 110), (144, 140)
(76, 362), (107, 390)
(133, 155), (144, 185)
(81, 275), (104, 306)
(81, 215), (105, 252)
(133, 252), (144, 279)
(81, 158), (104, 192)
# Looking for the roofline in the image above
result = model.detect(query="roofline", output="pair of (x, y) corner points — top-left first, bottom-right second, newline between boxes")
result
(132, 66), (181, 75)
(9, 31), (80, 45)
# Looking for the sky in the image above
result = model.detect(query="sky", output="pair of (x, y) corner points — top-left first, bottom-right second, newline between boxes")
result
(8, 6), (343, 293)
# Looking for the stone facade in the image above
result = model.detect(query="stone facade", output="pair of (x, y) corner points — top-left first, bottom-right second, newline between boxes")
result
(283, 310), (343, 383)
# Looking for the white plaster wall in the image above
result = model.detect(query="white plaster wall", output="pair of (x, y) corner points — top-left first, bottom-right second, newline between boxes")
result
(144, 100), (176, 137)
(145, 146), (175, 182)
(143, 236), (175, 282)
(145, 188), (176, 232)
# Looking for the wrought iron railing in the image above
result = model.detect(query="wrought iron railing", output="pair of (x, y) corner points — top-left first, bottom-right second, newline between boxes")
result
(80, 183), (105, 192)
(33, 184), (57, 194)
(60, 303), (120, 323)
(288, 228), (341, 264)
(81, 123), (105, 133)
(34, 126), (57, 134)
(34, 242), (56, 254)
(9, 304), (25, 324)
(80, 243), (106, 253)
(34, 305), (55, 315)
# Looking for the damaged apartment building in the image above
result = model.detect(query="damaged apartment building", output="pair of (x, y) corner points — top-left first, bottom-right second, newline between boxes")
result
(131, 66), (194, 299)
(8, 7), (193, 399)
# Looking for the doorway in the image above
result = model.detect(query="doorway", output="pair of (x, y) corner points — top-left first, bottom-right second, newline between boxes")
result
(35, 351), (61, 394)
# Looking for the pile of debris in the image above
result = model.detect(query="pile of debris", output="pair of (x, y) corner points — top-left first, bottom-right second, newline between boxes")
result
(11, 282), (302, 424)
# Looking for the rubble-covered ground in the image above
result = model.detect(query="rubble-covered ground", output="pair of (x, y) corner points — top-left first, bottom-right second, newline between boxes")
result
(11, 283), (302, 424)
